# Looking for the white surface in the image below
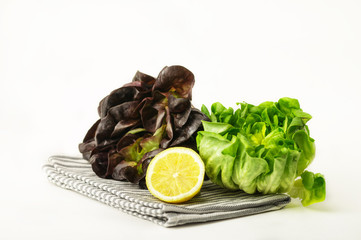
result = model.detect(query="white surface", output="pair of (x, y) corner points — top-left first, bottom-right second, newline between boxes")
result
(1, 0), (361, 239)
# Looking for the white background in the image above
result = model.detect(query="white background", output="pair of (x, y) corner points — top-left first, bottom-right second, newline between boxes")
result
(1, 0), (361, 239)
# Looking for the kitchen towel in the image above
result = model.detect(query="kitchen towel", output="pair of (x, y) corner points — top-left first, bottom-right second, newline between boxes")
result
(43, 155), (291, 227)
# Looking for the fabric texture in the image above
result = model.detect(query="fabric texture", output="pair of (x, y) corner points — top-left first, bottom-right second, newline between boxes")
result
(43, 155), (291, 227)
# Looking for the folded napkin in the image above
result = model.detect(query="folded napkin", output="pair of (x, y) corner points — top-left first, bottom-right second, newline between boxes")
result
(43, 155), (291, 227)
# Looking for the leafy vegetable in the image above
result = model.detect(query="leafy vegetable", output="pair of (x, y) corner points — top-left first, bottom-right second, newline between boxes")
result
(79, 66), (209, 186)
(197, 97), (326, 206)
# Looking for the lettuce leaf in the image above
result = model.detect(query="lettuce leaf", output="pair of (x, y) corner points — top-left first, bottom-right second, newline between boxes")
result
(197, 97), (325, 206)
(288, 171), (326, 206)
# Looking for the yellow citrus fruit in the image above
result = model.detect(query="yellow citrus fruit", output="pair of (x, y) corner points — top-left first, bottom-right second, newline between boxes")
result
(146, 147), (205, 203)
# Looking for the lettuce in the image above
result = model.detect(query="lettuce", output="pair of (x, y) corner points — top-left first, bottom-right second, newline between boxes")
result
(79, 66), (208, 186)
(197, 97), (325, 206)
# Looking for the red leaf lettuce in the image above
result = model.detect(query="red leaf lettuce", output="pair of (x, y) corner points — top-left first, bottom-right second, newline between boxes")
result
(79, 66), (209, 186)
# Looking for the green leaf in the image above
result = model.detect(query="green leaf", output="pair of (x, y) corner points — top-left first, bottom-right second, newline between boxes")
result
(249, 122), (266, 145)
(196, 131), (239, 189)
(292, 109), (312, 124)
(140, 125), (166, 153)
(118, 137), (143, 163)
(127, 128), (146, 135)
(202, 121), (234, 135)
(288, 171), (326, 206)
(292, 130), (316, 176)
(201, 104), (211, 119)
(278, 97), (300, 114)
(231, 133), (270, 194)
(211, 102), (227, 117)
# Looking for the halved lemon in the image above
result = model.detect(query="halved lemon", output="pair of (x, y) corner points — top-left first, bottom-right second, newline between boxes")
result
(146, 147), (205, 203)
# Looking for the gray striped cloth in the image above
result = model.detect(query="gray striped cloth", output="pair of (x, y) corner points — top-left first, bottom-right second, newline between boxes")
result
(43, 155), (291, 227)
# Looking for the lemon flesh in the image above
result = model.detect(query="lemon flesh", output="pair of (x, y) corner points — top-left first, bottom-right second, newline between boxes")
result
(146, 147), (205, 203)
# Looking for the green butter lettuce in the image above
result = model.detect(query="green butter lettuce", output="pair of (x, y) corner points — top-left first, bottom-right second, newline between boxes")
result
(197, 97), (326, 206)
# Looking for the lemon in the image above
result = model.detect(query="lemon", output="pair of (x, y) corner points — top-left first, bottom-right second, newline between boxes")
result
(145, 147), (205, 203)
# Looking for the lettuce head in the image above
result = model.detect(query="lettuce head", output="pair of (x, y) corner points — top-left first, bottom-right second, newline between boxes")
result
(197, 97), (325, 206)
